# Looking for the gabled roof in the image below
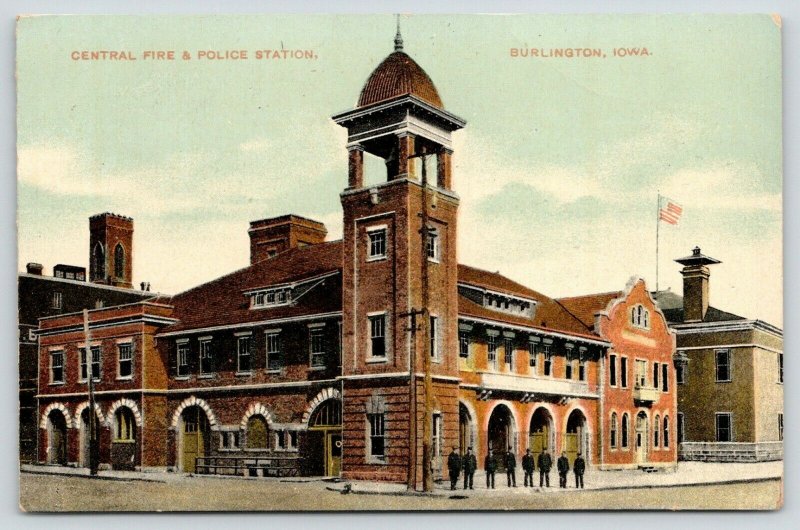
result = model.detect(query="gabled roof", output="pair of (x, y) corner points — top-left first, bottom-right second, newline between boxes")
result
(557, 291), (623, 329)
(160, 241), (343, 334)
(457, 264), (596, 338)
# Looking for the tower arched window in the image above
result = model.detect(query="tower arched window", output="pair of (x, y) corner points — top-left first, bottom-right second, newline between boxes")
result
(93, 242), (105, 280)
(663, 416), (670, 448)
(114, 244), (125, 279)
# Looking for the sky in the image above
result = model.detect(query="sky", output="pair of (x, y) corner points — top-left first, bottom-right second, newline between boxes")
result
(16, 14), (783, 326)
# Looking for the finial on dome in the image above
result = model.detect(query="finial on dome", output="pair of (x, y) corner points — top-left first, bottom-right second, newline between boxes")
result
(394, 14), (404, 51)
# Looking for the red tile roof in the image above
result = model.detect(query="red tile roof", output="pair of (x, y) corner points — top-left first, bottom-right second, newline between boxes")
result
(457, 265), (598, 339)
(157, 243), (601, 341)
(557, 292), (623, 329)
(161, 241), (344, 334)
(357, 52), (443, 109)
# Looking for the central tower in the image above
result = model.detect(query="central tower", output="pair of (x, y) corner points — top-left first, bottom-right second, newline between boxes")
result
(332, 25), (466, 488)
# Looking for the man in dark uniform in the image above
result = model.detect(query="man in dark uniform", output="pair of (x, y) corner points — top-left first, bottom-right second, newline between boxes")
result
(522, 448), (535, 487)
(537, 448), (552, 487)
(463, 446), (477, 490)
(557, 451), (570, 488)
(504, 446), (517, 487)
(484, 448), (497, 489)
(573, 452), (586, 489)
(447, 446), (462, 490)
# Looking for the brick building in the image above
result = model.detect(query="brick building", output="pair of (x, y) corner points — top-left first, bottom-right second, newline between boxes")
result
(34, 35), (678, 483)
(19, 213), (154, 463)
(656, 247), (783, 462)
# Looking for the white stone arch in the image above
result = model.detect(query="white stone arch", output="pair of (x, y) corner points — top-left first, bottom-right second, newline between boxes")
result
(486, 400), (519, 453)
(525, 402), (558, 435)
(72, 401), (105, 429)
(302, 387), (342, 426)
(562, 403), (591, 433)
(527, 402), (557, 453)
(105, 398), (143, 428)
(40, 402), (72, 429)
(240, 402), (274, 430)
(458, 399), (480, 456)
(169, 395), (219, 430)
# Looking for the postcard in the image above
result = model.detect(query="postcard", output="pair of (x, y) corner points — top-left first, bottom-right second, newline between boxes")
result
(16, 14), (783, 511)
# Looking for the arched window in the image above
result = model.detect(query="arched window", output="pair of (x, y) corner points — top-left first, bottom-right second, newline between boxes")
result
(663, 416), (670, 448)
(643, 310), (650, 329)
(310, 399), (342, 427)
(93, 242), (105, 280)
(654, 414), (660, 447)
(610, 412), (618, 449)
(621, 413), (629, 448)
(114, 244), (125, 279)
(246, 415), (269, 449)
(115, 408), (136, 442)
(637, 306), (643, 326)
(630, 307), (636, 325)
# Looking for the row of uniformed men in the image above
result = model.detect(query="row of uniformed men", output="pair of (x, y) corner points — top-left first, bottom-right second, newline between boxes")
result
(447, 447), (586, 490)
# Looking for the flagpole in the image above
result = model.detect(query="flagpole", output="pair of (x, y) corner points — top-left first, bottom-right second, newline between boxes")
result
(656, 192), (660, 295)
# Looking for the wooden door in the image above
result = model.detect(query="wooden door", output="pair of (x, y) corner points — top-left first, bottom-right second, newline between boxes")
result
(635, 416), (647, 464)
(326, 432), (342, 476)
(529, 432), (545, 455)
(182, 409), (207, 472)
(564, 434), (578, 466)
(48, 413), (67, 465)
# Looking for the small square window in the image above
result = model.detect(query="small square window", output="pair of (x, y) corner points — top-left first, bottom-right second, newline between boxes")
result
(51, 292), (62, 310)
(50, 351), (64, 383)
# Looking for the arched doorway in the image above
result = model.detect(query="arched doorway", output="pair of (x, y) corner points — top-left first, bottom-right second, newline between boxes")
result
(307, 399), (342, 477)
(529, 407), (553, 455)
(565, 409), (587, 466)
(79, 409), (91, 468)
(487, 404), (515, 471)
(635, 411), (648, 464)
(180, 405), (210, 473)
(459, 403), (475, 455)
(47, 410), (67, 465)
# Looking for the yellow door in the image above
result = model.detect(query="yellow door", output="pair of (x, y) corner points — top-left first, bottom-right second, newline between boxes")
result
(564, 434), (578, 466)
(182, 414), (206, 472)
(326, 432), (342, 476)
(529, 432), (545, 454)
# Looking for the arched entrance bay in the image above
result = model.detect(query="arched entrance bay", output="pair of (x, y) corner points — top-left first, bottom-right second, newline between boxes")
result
(488, 404), (515, 471)
(307, 399), (342, 477)
(529, 407), (553, 455)
(47, 410), (67, 465)
(565, 409), (587, 466)
(459, 403), (476, 455)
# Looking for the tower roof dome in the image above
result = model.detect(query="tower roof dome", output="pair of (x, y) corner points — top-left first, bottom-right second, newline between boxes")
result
(357, 51), (444, 109)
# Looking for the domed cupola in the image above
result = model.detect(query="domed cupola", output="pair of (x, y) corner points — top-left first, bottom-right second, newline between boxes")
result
(332, 20), (465, 190)
(357, 50), (444, 109)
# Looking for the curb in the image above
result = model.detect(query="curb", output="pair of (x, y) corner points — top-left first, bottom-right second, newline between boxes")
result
(326, 475), (782, 497)
(21, 468), (167, 484)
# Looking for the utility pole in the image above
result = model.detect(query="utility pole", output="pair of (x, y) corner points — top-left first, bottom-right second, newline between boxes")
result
(400, 308), (422, 490)
(83, 310), (99, 476)
(412, 149), (435, 492)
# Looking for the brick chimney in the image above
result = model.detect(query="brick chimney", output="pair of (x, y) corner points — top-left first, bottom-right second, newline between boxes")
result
(675, 246), (721, 323)
(248, 215), (327, 264)
(25, 263), (43, 275)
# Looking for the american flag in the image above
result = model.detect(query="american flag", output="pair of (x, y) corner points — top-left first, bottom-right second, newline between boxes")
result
(658, 196), (682, 225)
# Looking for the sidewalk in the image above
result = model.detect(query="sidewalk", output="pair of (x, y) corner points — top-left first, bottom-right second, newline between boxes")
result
(22, 460), (782, 496)
(325, 461), (783, 496)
